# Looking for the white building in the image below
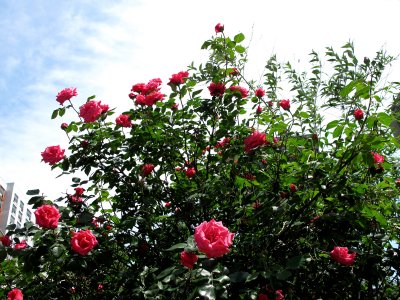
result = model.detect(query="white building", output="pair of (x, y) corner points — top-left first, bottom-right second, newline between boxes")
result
(0, 177), (34, 234)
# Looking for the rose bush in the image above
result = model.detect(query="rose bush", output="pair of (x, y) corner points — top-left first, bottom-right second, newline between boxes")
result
(1, 24), (400, 299)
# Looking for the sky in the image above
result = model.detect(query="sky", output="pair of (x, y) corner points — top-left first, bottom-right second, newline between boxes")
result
(1, 0), (400, 200)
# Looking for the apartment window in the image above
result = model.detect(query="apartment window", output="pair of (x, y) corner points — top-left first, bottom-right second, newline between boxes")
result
(13, 194), (19, 205)
(18, 211), (23, 222)
(17, 222), (21, 228)
(9, 215), (15, 224)
(12, 204), (17, 214)
(19, 201), (24, 212)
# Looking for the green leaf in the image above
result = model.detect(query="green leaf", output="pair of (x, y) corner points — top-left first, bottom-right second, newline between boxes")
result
(72, 177), (80, 183)
(198, 284), (216, 300)
(377, 112), (393, 126)
(229, 271), (249, 283)
(51, 245), (65, 258)
(332, 125), (344, 138)
(165, 243), (187, 251)
(87, 95), (96, 101)
(51, 109), (59, 119)
(234, 33), (245, 43)
(299, 111), (310, 118)
(26, 189), (40, 195)
(340, 80), (359, 98)
(235, 45), (246, 54)
(276, 269), (292, 280)
(286, 255), (305, 269)
(156, 266), (175, 279)
(326, 120), (339, 131)
(59, 107), (66, 117)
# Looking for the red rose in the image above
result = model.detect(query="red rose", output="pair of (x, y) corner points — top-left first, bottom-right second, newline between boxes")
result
(56, 87), (77, 105)
(256, 105), (263, 114)
(81, 140), (89, 148)
(185, 167), (196, 178)
(215, 23), (224, 33)
(74, 187), (85, 196)
(371, 152), (384, 164)
(7, 288), (23, 300)
(131, 83), (146, 93)
(244, 131), (267, 153)
(164, 202), (171, 208)
(116, 114), (132, 128)
(215, 137), (230, 149)
(252, 200), (261, 209)
(279, 99), (290, 110)
(79, 100), (107, 123)
(14, 240), (26, 250)
(229, 68), (239, 76)
(97, 284), (104, 291)
(179, 251), (198, 269)
(330, 246), (356, 266)
(131, 78), (165, 106)
(230, 85), (249, 98)
(168, 71), (189, 86)
(289, 183), (297, 192)
(61, 123), (68, 130)
(257, 290), (284, 300)
(41, 145), (65, 165)
(142, 164), (155, 176)
(396, 178), (400, 185)
(353, 108), (364, 120)
(255, 88), (265, 98)
(268, 101), (273, 107)
(208, 82), (226, 97)
(71, 230), (98, 255)
(194, 219), (234, 258)
(171, 103), (179, 110)
(0, 235), (12, 247)
(34, 205), (61, 229)
(69, 194), (83, 203)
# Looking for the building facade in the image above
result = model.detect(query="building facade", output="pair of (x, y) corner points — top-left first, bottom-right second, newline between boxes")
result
(0, 178), (34, 234)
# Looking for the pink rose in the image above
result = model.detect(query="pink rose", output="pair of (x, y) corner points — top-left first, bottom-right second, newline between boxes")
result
(79, 100), (107, 123)
(7, 288), (23, 300)
(41, 145), (65, 165)
(330, 246), (356, 266)
(244, 131), (267, 153)
(131, 83), (146, 93)
(255, 88), (265, 98)
(56, 87), (77, 105)
(116, 114), (132, 128)
(353, 108), (364, 120)
(180, 251), (198, 269)
(168, 71), (189, 86)
(194, 219), (234, 258)
(215, 23), (224, 33)
(0, 235), (12, 247)
(14, 240), (26, 250)
(61, 123), (68, 130)
(142, 164), (155, 176)
(230, 85), (249, 98)
(371, 152), (384, 164)
(279, 99), (290, 110)
(208, 82), (226, 97)
(34, 205), (61, 229)
(130, 78), (165, 107)
(71, 230), (98, 255)
(185, 167), (196, 178)
(256, 105), (263, 114)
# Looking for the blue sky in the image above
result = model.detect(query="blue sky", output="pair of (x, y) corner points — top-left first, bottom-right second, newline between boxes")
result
(1, 0), (400, 198)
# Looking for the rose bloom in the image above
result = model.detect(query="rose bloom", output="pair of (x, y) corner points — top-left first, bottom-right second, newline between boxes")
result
(258, 290), (284, 300)
(371, 152), (384, 164)
(74, 187), (85, 196)
(215, 23), (224, 33)
(330, 246), (356, 266)
(208, 82), (226, 97)
(180, 251), (198, 269)
(244, 131), (267, 153)
(289, 183), (297, 192)
(14, 240), (26, 250)
(41, 145), (65, 165)
(185, 167), (196, 178)
(34, 205), (61, 229)
(116, 114), (132, 128)
(142, 164), (155, 176)
(69, 194), (83, 203)
(256, 105), (263, 114)
(79, 100), (108, 123)
(71, 229), (98, 255)
(255, 88), (265, 98)
(131, 82), (146, 93)
(230, 85), (249, 98)
(171, 103), (179, 110)
(229, 68), (239, 76)
(0, 235), (12, 247)
(56, 87), (77, 105)
(215, 137), (231, 149)
(168, 71), (189, 85)
(194, 219), (234, 258)
(7, 288), (23, 300)
(61, 123), (68, 130)
(354, 108), (364, 120)
(279, 99), (291, 110)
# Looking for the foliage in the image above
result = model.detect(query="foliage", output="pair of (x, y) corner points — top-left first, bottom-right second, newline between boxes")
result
(1, 25), (400, 299)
